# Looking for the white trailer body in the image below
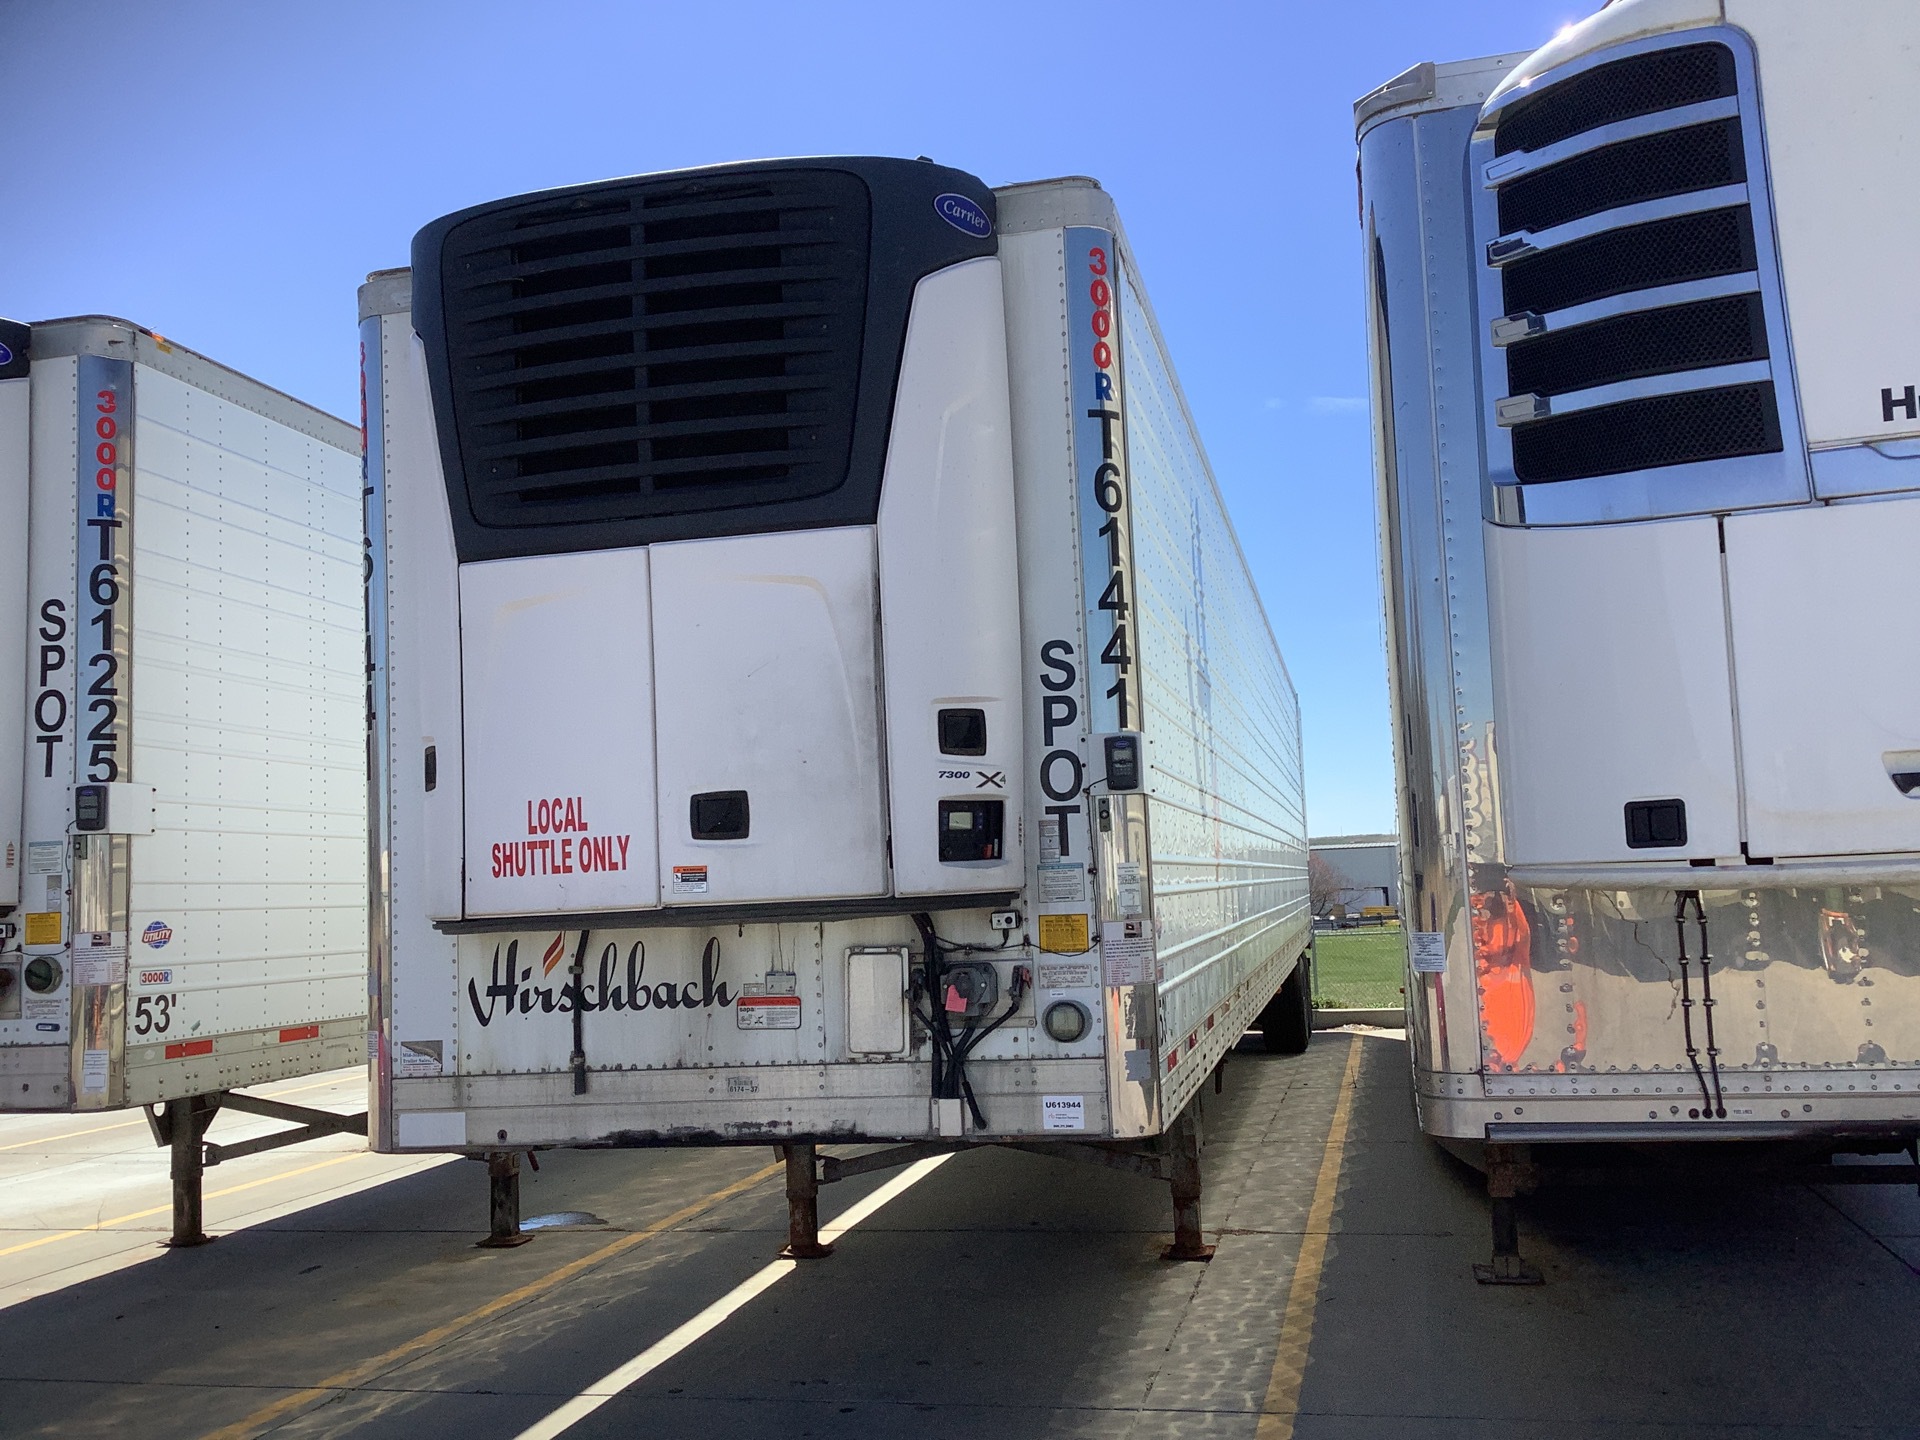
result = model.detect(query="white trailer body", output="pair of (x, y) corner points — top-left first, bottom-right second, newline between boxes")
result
(0, 318), (365, 1111)
(1357, 0), (1920, 1147)
(366, 160), (1308, 1160)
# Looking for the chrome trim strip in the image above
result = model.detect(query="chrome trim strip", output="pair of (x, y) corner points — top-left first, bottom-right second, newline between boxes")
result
(1507, 359), (1773, 420)
(1507, 856), (1920, 888)
(1481, 95), (1741, 187)
(1809, 441), (1920, 501)
(1519, 271), (1762, 339)
(1489, 182), (1749, 260)
(1486, 1121), (1920, 1143)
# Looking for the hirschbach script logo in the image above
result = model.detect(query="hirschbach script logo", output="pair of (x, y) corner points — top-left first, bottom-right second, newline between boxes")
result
(467, 936), (737, 1026)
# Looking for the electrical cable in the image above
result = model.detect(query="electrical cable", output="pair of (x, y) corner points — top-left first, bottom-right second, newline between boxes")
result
(1673, 892), (1717, 1118)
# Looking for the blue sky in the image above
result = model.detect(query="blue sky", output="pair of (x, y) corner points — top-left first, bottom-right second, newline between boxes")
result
(1, 0), (1584, 835)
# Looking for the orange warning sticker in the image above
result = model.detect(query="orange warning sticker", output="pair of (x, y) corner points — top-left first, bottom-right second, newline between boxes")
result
(24, 912), (60, 947)
(1038, 913), (1089, 954)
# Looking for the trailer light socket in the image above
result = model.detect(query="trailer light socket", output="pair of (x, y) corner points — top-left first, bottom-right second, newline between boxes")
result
(1043, 1000), (1090, 1044)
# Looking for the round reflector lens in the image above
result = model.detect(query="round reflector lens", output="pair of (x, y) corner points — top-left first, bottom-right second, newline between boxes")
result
(1043, 1000), (1089, 1043)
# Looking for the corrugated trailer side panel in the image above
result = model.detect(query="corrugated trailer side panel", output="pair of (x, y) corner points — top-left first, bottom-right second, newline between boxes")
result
(1119, 248), (1309, 1122)
(122, 358), (366, 1103)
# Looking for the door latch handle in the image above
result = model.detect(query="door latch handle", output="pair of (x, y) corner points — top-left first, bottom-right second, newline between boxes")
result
(1883, 751), (1920, 796)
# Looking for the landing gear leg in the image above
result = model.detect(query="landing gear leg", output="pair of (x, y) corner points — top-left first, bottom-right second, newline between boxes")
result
(154, 1093), (221, 1248)
(1473, 1142), (1542, 1285)
(1163, 1102), (1215, 1262)
(780, 1142), (834, 1259)
(479, 1150), (532, 1248)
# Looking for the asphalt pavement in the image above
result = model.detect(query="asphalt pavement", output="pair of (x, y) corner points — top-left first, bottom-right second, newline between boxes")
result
(0, 1033), (1915, 1439)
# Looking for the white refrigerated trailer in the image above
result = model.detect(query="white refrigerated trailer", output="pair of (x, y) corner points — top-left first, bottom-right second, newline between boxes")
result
(364, 158), (1309, 1254)
(0, 317), (367, 1243)
(1357, 0), (1920, 1279)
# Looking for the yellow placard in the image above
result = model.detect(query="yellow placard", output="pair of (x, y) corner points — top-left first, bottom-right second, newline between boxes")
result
(1038, 913), (1089, 954)
(24, 911), (61, 946)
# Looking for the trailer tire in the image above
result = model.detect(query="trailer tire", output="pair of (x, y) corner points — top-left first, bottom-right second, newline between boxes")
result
(1260, 956), (1312, 1055)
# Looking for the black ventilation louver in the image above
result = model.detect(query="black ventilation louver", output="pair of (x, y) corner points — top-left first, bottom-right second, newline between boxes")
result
(413, 159), (998, 562)
(1492, 43), (1736, 157)
(1482, 37), (1792, 495)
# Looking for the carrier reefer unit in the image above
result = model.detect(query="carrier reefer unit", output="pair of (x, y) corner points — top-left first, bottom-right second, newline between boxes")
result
(0, 318), (367, 1238)
(365, 159), (1308, 1247)
(1356, 0), (1920, 1274)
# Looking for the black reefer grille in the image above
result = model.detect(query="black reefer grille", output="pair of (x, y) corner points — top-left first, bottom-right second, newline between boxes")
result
(413, 159), (998, 562)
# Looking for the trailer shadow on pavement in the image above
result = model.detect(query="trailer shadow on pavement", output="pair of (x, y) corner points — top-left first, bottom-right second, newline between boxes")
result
(0, 1031), (1917, 1439)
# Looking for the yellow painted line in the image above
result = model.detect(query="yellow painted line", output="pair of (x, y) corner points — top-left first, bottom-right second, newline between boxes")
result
(0, 1070), (362, 1153)
(200, 1158), (785, 1440)
(0, 1116), (146, 1152)
(0, 1151), (364, 1258)
(1256, 1035), (1365, 1440)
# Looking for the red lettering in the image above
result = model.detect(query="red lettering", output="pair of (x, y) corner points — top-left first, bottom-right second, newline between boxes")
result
(1093, 342), (1111, 370)
(1090, 309), (1109, 339)
(616, 834), (630, 870)
(1088, 246), (1107, 277)
(1090, 278), (1109, 309)
(95, 416), (116, 439)
(559, 837), (573, 872)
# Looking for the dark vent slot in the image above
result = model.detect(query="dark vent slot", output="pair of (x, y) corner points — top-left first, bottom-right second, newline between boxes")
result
(1511, 382), (1781, 484)
(1494, 43), (1737, 156)
(434, 170), (871, 531)
(1497, 119), (1746, 236)
(1501, 206), (1756, 317)
(1505, 293), (1768, 398)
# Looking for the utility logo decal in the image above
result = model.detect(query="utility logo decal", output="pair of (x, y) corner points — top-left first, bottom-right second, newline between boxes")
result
(933, 192), (992, 238)
(141, 921), (172, 948)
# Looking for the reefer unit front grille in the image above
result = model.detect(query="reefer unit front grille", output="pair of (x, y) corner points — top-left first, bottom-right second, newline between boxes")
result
(413, 159), (998, 561)
(1478, 32), (1803, 509)
(435, 173), (868, 527)
(1492, 42), (1737, 157)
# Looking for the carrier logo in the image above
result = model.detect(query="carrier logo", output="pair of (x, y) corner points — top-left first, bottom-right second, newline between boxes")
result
(141, 921), (172, 949)
(934, 193), (992, 238)
(0, 341), (12, 366)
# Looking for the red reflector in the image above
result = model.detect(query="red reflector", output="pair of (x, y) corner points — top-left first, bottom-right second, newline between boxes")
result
(165, 1039), (214, 1059)
(1166, 1048), (1178, 1071)
(279, 1025), (320, 1043)
(1205, 1013), (1215, 1030)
